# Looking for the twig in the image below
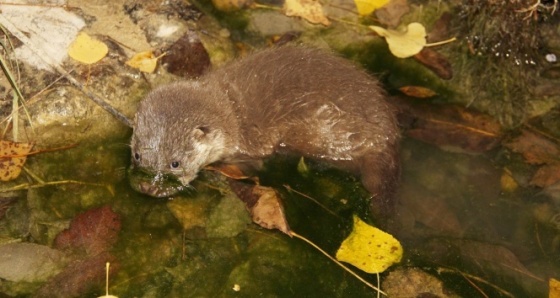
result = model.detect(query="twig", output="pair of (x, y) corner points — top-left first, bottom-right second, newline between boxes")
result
(283, 184), (340, 218)
(437, 267), (514, 297)
(0, 180), (113, 194)
(290, 231), (386, 295)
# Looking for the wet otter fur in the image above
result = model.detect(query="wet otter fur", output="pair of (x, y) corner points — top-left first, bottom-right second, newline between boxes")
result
(130, 46), (400, 214)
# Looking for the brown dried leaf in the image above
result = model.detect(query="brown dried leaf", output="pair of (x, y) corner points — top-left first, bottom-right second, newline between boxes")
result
(413, 47), (453, 80)
(395, 97), (502, 152)
(505, 129), (559, 165)
(530, 164), (560, 187)
(228, 180), (291, 235)
(161, 32), (211, 79)
(250, 185), (291, 235)
(54, 205), (121, 256)
(400, 188), (463, 236)
(375, 0), (409, 28)
(206, 163), (249, 180)
(398, 86), (436, 98)
(0, 140), (33, 181)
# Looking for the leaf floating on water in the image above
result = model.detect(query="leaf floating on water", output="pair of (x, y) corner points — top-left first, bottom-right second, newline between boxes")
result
(369, 23), (426, 58)
(0, 140), (33, 181)
(354, 0), (389, 16)
(550, 278), (560, 298)
(336, 215), (402, 273)
(250, 185), (291, 235)
(228, 180), (291, 235)
(68, 32), (108, 64)
(283, 0), (331, 26)
(126, 51), (162, 73)
(399, 85), (436, 98)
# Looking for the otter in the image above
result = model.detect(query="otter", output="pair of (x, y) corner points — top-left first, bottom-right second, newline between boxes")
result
(130, 46), (400, 214)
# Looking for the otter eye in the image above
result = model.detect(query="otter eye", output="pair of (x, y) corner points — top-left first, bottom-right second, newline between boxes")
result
(171, 161), (180, 169)
(134, 152), (141, 161)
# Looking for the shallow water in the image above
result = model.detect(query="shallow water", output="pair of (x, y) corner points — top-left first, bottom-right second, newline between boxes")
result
(2, 133), (556, 297)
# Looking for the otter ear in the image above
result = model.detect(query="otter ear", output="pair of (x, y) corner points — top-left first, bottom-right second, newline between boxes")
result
(193, 125), (211, 139)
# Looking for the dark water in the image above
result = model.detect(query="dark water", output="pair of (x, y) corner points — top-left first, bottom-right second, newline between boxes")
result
(2, 133), (555, 297)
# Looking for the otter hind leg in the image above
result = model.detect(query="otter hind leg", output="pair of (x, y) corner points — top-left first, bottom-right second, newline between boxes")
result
(359, 150), (400, 217)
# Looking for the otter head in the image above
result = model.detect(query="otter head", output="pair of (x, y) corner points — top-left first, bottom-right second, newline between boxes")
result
(129, 81), (236, 197)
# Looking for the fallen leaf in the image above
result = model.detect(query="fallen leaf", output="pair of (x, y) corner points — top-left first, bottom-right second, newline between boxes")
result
(427, 12), (452, 44)
(161, 32), (211, 78)
(0, 140), (33, 181)
(68, 32), (108, 64)
(395, 97), (502, 152)
(354, 0), (389, 16)
(550, 278), (560, 298)
(500, 169), (519, 192)
(206, 163), (249, 180)
(250, 185), (291, 235)
(283, 0), (330, 26)
(400, 189), (464, 236)
(0, 243), (66, 282)
(413, 47), (453, 80)
(530, 164), (560, 187)
(211, 0), (252, 11)
(374, 0), (409, 27)
(228, 180), (291, 235)
(369, 23), (426, 58)
(54, 205), (121, 256)
(126, 51), (162, 73)
(336, 215), (402, 273)
(398, 85), (436, 98)
(35, 252), (118, 298)
(505, 129), (559, 165)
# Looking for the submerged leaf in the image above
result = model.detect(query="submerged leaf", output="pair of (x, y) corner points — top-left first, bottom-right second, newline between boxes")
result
(369, 23), (426, 58)
(68, 32), (108, 64)
(0, 140), (33, 181)
(336, 215), (402, 273)
(54, 206), (121, 256)
(0, 243), (66, 282)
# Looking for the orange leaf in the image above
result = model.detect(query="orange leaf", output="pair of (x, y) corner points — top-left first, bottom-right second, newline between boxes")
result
(0, 140), (33, 181)
(399, 86), (437, 98)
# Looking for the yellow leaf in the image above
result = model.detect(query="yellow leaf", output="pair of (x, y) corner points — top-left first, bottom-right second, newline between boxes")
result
(354, 0), (389, 16)
(369, 22), (426, 58)
(0, 140), (33, 181)
(336, 215), (403, 273)
(283, 0), (330, 26)
(550, 278), (560, 298)
(68, 32), (108, 64)
(500, 169), (518, 193)
(126, 51), (161, 73)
